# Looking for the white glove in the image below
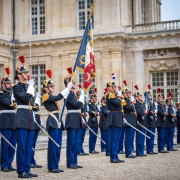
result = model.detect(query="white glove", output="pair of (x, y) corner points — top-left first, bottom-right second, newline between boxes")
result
(11, 90), (15, 101)
(28, 79), (35, 86)
(80, 89), (84, 95)
(35, 92), (41, 106)
(131, 96), (135, 102)
(79, 93), (84, 104)
(67, 82), (73, 91)
(97, 104), (101, 112)
(87, 105), (89, 112)
(27, 84), (35, 96)
(81, 117), (86, 124)
(61, 88), (70, 99)
(40, 118), (44, 126)
(118, 90), (122, 97)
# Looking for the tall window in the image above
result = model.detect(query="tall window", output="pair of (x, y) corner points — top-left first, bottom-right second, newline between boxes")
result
(151, 71), (179, 105)
(30, 0), (45, 35)
(77, 0), (94, 30)
(79, 71), (95, 102)
(31, 65), (46, 105)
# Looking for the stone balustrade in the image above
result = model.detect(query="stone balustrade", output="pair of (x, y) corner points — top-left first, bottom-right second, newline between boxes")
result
(126, 20), (180, 34)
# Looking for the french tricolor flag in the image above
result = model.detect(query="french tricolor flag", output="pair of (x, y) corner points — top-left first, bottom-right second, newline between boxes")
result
(112, 73), (115, 80)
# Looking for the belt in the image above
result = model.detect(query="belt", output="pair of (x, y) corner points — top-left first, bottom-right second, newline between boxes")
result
(17, 105), (32, 110)
(109, 110), (123, 112)
(124, 112), (135, 115)
(67, 110), (80, 113)
(0, 110), (15, 114)
(48, 110), (61, 128)
(34, 111), (38, 115)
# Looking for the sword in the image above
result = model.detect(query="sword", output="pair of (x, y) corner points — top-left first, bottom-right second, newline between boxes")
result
(0, 133), (16, 150)
(83, 123), (106, 144)
(124, 118), (150, 139)
(32, 113), (60, 148)
(137, 121), (156, 136)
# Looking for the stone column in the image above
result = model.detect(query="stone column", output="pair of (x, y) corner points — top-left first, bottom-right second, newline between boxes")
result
(8, 57), (14, 81)
(133, 51), (145, 95)
(51, 54), (60, 95)
(111, 50), (122, 87)
(51, 0), (61, 38)
(100, 50), (110, 89)
(110, 0), (120, 25)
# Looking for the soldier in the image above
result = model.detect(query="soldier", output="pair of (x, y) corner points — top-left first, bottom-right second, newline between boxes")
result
(64, 75), (84, 169)
(165, 94), (177, 151)
(88, 89), (99, 154)
(122, 80), (137, 158)
(0, 68), (17, 172)
(134, 85), (147, 157)
(106, 80), (125, 163)
(30, 94), (43, 168)
(42, 70), (72, 173)
(156, 88), (168, 153)
(99, 92), (108, 152)
(13, 56), (38, 178)
(176, 103), (180, 144)
(144, 85), (158, 155)
(76, 90), (89, 156)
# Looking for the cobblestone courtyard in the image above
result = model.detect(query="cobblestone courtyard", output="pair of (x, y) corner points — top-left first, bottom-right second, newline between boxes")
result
(1, 142), (180, 180)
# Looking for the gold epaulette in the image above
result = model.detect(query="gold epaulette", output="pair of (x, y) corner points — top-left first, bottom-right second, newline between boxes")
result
(108, 92), (115, 99)
(100, 105), (102, 108)
(121, 99), (126, 106)
(103, 104), (106, 106)
(91, 110), (96, 115)
(42, 94), (49, 103)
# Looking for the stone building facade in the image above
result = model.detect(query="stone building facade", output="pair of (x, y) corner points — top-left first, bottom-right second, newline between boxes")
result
(0, 0), (179, 123)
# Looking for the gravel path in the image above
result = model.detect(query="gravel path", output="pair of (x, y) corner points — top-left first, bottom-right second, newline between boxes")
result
(1, 143), (180, 180)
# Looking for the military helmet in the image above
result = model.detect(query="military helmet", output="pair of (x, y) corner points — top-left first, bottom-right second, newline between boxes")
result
(176, 103), (180, 107)
(134, 85), (142, 98)
(166, 92), (173, 104)
(1, 67), (12, 85)
(15, 56), (29, 80)
(122, 80), (131, 94)
(64, 76), (75, 86)
(43, 70), (55, 88)
(156, 88), (162, 99)
(107, 81), (116, 88)
(144, 85), (152, 97)
(91, 88), (98, 99)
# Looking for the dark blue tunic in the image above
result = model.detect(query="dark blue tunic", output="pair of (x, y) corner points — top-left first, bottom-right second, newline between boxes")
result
(177, 109), (180, 126)
(123, 98), (137, 127)
(106, 92), (123, 128)
(166, 106), (175, 128)
(88, 102), (99, 128)
(157, 103), (166, 128)
(146, 102), (156, 128)
(13, 82), (35, 130)
(65, 91), (83, 129)
(99, 104), (109, 129)
(0, 90), (15, 129)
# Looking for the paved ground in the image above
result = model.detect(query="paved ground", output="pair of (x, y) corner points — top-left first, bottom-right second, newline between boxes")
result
(0, 142), (180, 180)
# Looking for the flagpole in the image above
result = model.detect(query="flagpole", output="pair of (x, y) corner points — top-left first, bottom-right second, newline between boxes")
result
(59, 1), (95, 123)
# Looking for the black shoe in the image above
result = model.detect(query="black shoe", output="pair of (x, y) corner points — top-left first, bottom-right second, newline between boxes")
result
(138, 154), (147, 157)
(106, 154), (110, 156)
(118, 151), (125, 154)
(49, 169), (61, 173)
(34, 164), (42, 168)
(147, 152), (158, 155)
(8, 167), (16, 171)
(67, 165), (78, 169)
(110, 159), (120, 163)
(78, 152), (84, 156)
(59, 169), (64, 172)
(131, 150), (136, 153)
(117, 158), (125, 163)
(30, 164), (36, 168)
(101, 149), (106, 152)
(2, 167), (11, 172)
(76, 165), (83, 168)
(173, 143), (177, 146)
(168, 148), (178, 151)
(159, 150), (169, 153)
(83, 152), (89, 155)
(126, 154), (137, 158)
(18, 172), (31, 178)
(26, 172), (38, 177)
(90, 151), (99, 154)
(164, 145), (167, 147)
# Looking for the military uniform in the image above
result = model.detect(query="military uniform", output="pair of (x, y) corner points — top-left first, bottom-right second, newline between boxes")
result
(146, 101), (156, 154)
(0, 85), (16, 171)
(177, 103), (180, 144)
(106, 81), (124, 163)
(99, 103), (108, 152)
(42, 75), (68, 172)
(135, 100), (146, 156)
(77, 103), (88, 155)
(88, 95), (99, 153)
(30, 103), (42, 168)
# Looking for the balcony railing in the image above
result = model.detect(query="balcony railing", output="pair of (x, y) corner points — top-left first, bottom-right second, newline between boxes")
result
(126, 20), (180, 34)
